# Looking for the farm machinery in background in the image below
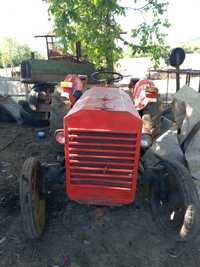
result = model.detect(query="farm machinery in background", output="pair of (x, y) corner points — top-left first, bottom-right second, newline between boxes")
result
(19, 69), (200, 254)
(20, 34), (96, 125)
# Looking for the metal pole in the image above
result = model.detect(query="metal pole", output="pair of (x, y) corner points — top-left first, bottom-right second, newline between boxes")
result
(46, 36), (50, 60)
(176, 66), (180, 92)
(166, 71), (169, 107)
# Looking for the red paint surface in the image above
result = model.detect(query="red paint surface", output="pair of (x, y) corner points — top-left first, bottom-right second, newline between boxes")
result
(64, 86), (142, 206)
(62, 74), (84, 106)
(131, 79), (157, 110)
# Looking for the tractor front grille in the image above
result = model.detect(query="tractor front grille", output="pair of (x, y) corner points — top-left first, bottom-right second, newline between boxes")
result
(68, 129), (137, 190)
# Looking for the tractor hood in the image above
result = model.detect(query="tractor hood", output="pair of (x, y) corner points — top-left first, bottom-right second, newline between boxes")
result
(67, 86), (141, 117)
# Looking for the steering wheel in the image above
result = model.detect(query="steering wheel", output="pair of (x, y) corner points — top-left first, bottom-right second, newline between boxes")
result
(91, 70), (123, 84)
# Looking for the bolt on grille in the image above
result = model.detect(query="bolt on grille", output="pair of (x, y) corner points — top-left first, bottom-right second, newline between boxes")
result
(68, 129), (137, 190)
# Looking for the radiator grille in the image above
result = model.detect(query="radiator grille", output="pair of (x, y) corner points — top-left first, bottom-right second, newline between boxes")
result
(68, 129), (137, 190)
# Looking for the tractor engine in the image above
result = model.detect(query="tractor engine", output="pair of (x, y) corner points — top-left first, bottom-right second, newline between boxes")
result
(64, 86), (142, 206)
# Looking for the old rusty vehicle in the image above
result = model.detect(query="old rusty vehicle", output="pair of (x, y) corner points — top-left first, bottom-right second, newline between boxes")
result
(20, 34), (95, 125)
(19, 71), (200, 243)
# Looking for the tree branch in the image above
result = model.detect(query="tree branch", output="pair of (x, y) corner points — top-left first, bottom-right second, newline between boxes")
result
(122, 0), (155, 11)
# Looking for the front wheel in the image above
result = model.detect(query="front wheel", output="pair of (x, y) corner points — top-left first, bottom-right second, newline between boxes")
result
(150, 159), (200, 242)
(20, 157), (46, 239)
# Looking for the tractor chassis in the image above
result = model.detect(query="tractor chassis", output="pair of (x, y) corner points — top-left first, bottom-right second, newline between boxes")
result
(40, 158), (162, 198)
(19, 151), (200, 245)
(40, 156), (163, 198)
(41, 160), (66, 194)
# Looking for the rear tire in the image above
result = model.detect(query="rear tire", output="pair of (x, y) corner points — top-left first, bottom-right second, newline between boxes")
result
(150, 159), (200, 242)
(19, 100), (49, 127)
(20, 157), (46, 239)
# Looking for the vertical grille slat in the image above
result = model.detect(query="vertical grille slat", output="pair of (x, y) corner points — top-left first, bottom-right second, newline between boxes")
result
(68, 130), (137, 190)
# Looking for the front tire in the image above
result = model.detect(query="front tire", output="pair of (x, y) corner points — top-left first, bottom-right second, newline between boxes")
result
(20, 157), (46, 239)
(150, 159), (200, 242)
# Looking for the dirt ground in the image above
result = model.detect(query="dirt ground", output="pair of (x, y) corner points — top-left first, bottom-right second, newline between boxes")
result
(0, 122), (200, 267)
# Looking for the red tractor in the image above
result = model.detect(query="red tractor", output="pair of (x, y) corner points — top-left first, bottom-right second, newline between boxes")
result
(20, 71), (200, 245)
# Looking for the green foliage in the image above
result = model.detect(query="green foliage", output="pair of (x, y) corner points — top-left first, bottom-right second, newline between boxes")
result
(129, 0), (170, 67)
(12, 44), (32, 66)
(0, 37), (44, 68)
(182, 43), (200, 54)
(33, 51), (45, 60)
(47, 0), (170, 69)
(0, 50), (3, 68)
(123, 44), (169, 63)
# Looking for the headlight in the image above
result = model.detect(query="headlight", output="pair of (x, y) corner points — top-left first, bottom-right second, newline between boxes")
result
(141, 134), (153, 149)
(55, 129), (65, 144)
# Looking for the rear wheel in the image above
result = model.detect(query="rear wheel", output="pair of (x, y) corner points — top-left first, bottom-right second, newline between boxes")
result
(150, 159), (200, 242)
(20, 157), (46, 239)
(19, 100), (49, 127)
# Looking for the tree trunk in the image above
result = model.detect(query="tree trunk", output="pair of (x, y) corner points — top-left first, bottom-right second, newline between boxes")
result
(105, 13), (114, 72)
(106, 53), (114, 72)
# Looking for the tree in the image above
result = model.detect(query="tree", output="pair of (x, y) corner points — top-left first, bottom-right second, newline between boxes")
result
(0, 37), (44, 68)
(47, 0), (170, 69)
(182, 43), (200, 54)
(0, 50), (3, 68)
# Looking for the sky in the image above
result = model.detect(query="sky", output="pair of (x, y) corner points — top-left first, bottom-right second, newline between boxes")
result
(0, 0), (200, 57)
